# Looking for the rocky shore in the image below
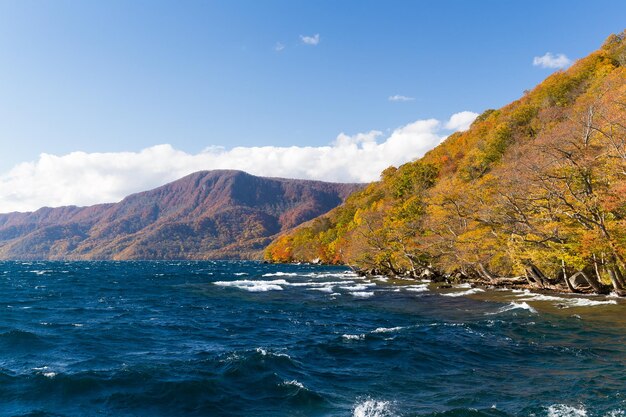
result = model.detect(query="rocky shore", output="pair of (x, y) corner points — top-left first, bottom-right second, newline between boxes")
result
(352, 265), (626, 297)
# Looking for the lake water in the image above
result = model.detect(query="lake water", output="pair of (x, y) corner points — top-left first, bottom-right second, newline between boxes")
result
(0, 261), (624, 416)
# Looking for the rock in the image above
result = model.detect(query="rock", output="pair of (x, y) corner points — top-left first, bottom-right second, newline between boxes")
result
(420, 269), (434, 278)
(568, 272), (591, 290)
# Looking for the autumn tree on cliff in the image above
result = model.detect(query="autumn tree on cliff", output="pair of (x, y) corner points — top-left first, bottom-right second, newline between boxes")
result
(265, 31), (626, 295)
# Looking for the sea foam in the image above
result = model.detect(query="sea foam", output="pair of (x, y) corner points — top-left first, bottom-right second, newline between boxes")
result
(353, 399), (393, 417)
(342, 334), (365, 341)
(493, 302), (538, 314)
(262, 272), (299, 277)
(547, 404), (587, 417)
(442, 288), (484, 297)
(350, 291), (374, 298)
(213, 279), (288, 292)
(372, 326), (404, 333)
(515, 290), (618, 308)
(281, 379), (305, 389)
(404, 284), (429, 292)
(340, 283), (376, 291)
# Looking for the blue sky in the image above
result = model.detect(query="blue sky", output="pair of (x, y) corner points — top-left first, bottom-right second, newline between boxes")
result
(0, 0), (625, 211)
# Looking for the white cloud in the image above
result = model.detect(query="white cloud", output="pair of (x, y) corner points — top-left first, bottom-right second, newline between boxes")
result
(300, 34), (320, 45)
(0, 111), (475, 213)
(388, 95), (415, 102)
(533, 52), (571, 69)
(444, 111), (479, 132)
(274, 42), (285, 52)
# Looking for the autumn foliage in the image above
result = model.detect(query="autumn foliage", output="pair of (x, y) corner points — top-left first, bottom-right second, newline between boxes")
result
(265, 32), (626, 294)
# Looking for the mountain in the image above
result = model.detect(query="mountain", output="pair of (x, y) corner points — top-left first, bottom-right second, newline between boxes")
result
(265, 31), (626, 295)
(0, 170), (362, 260)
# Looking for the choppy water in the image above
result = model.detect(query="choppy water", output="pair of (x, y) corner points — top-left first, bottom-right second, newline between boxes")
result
(0, 261), (624, 417)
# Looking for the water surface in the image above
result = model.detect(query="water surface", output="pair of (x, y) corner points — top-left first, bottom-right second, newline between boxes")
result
(0, 261), (624, 416)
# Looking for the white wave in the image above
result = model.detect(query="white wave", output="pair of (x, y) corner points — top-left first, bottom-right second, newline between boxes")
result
(605, 410), (625, 417)
(515, 290), (564, 302)
(442, 288), (485, 297)
(286, 280), (353, 287)
(281, 379), (305, 389)
(547, 404), (587, 417)
(340, 283), (376, 291)
(374, 277), (389, 282)
(342, 334), (365, 341)
(233, 272), (248, 276)
(350, 291), (375, 298)
(570, 298), (618, 307)
(372, 326), (404, 333)
(213, 279), (288, 292)
(516, 290), (618, 308)
(405, 284), (429, 292)
(493, 302), (538, 314)
(309, 286), (335, 293)
(330, 292), (342, 297)
(72, 323), (84, 327)
(43, 372), (57, 378)
(262, 272), (299, 277)
(304, 272), (358, 279)
(353, 399), (393, 417)
(454, 283), (472, 288)
(255, 347), (290, 358)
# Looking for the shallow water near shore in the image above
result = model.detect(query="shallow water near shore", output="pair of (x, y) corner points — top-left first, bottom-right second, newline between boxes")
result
(0, 260), (624, 416)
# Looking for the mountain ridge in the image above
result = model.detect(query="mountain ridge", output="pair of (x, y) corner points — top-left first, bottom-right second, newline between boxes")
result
(0, 170), (362, 260)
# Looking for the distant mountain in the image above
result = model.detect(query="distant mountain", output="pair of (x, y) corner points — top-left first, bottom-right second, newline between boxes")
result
(0, 170), (362, 260)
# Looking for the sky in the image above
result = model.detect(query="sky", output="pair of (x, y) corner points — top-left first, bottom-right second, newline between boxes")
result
(0, 0), (625, 212)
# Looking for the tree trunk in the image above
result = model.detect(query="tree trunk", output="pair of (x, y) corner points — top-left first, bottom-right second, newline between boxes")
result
(476, 263), (496, 283)
(383, 259), (401, 276)
(614, 265), (626, 288)
(402, 252), (417, 277)
(608, 268), (625, 293)
(561, 261), (578, 293)
(524, 261), (548, 288)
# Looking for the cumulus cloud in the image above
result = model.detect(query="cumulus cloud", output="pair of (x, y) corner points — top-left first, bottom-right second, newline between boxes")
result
(300, 34), (320, 45)
(274, 42), (285, 52)
(0, 111), (476, 213)
(444, 111), (479, 132)
(533, 52), (571, 69)
(388, 95), (415, 102)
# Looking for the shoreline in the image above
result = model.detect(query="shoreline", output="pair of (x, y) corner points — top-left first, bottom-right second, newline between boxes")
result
(345, 265), (626, 299)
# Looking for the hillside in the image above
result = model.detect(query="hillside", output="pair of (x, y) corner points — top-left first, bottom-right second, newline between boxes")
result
(265, 31), (626, 295)
(0, 170), (362, 260)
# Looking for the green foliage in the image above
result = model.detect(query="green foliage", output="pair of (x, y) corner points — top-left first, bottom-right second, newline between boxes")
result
(459, 123), (512, 181)
(474, 109), (497, 124)
(390, 162), (439, 198)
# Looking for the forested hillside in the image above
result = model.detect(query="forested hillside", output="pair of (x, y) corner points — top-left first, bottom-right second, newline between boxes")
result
(0, 170), (361, 260)
(265, 32), (626, 295)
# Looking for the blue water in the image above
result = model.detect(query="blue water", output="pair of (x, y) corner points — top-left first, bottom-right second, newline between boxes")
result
(0, 261), (624, 417)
